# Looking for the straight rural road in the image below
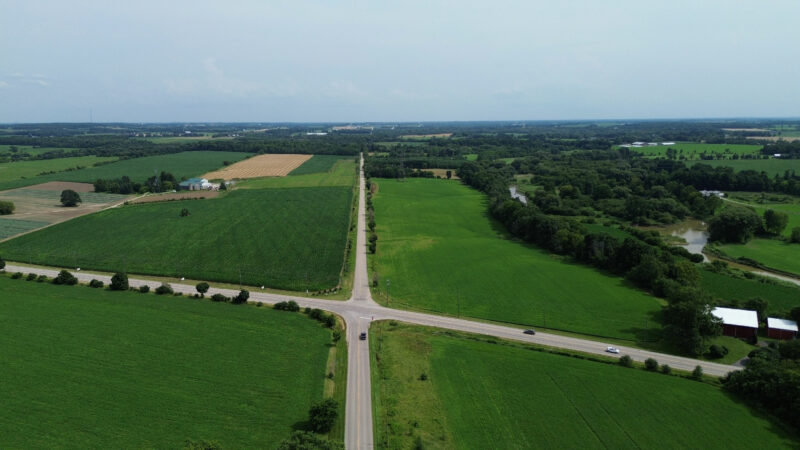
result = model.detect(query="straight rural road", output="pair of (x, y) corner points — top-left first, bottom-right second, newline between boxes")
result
(3, 155), (742, 449)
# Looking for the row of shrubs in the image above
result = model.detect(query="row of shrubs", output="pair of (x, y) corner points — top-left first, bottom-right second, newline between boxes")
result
(366, 179), (378, 254)
(617, 354), (705, 380)
(273, 300), (338, 330)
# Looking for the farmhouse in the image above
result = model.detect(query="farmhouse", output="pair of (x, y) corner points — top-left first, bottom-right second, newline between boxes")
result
(179, 177), (211, 191)
(711, 307), (758, 339)
(767, 317), (797, 340)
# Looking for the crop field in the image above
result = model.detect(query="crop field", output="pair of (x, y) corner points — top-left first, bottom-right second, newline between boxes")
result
(370, 178), (662, 340)
(0, 276), (334, 448)
(129, 190), (219, 204)
(202, 154), (311, 180)
(0, 151), (252, 191)
(0, 155), (118, 183)
(631, 142), (763, 159)
(688, 158), (800, 176)
(700, 270), (800, 316)
(371, 322), (795, 450)
(289, 155), (351, 176)
(0, 182), (128, 240)
(238, 158), (356, 189)
(715, 238), (800, 277)
(0, 187), (353, 290)
(0, 217), (50, 239)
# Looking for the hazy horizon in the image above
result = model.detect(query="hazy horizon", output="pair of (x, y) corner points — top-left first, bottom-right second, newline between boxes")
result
(2, 1), (799, 123)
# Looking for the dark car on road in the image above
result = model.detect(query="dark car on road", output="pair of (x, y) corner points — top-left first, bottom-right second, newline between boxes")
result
(359, 332), (367, 340)
(523, 329), (536, 335)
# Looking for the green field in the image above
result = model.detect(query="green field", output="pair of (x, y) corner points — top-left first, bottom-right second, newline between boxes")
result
(371, 322), (795, 449)
(289, 155), (353, 176)
(0, 155), (118, 183)
(0, 151), (251, 191)
(701, 270), (800, 315)
(0, 187), (353, 290)
(370, 178), (662, 340)
(715, 238), (800, 277)
(688, 158), (800, 176)
(239, 158), (356, 189)
(0, 276), (336, 448)
(632, 142), (762, 159)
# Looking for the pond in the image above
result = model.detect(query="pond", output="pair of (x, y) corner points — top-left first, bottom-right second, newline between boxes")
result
(658, 220), (709, 262)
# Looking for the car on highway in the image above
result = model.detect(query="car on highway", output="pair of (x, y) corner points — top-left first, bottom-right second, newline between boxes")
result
(359, 332), (367, 340)
(606, 346), (620, 354)
(523, 329), (536, 335)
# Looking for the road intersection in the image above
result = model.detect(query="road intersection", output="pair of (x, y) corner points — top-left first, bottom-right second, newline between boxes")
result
(3, 155), (742, 449)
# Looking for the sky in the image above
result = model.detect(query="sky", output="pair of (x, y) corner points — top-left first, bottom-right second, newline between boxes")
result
(1, 0), (799, 123)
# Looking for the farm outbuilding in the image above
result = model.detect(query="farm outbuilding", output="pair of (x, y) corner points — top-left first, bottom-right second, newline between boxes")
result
(767, 318), (797, 340)
(179, 178), (211, 191)
(711, 307), (759, 339)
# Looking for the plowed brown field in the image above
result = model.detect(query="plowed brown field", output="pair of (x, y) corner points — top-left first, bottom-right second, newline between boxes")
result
(202, 154), (312, 180)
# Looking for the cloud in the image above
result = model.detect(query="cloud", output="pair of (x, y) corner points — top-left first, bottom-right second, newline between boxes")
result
(0, 81), (9, 88)
(323, 81), (367, 99)
(165, 57), (299, 98)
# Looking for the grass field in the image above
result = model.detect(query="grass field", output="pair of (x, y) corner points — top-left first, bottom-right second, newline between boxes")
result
(0, 276), (336, 448)
(0, 156), (118, 183)
(370, 322), (795, 449)
(370, 178), (662, 341)
(289, 155), (352, 176)
(632, 142), (763, 159)
(701, 270), (800, 315)
(715, 238), (800, 277)
(0, 187), (353, 290)
(239, 158), (356, 189)
(688, 158), (800, 176)
(0, 151), (251, 191)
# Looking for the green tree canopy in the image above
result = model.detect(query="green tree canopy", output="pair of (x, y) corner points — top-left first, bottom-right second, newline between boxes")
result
(60, 189), (82, 207)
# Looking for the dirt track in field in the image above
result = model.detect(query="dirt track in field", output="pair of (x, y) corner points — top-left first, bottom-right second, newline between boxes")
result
(130, 191), (219, 204)
(202, 154), (312, 180)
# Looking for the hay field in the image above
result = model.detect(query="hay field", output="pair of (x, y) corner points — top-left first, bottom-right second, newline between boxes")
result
(203, 154), (312, 180)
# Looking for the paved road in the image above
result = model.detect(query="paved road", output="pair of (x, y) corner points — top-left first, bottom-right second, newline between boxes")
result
(2, 154), (743, 449)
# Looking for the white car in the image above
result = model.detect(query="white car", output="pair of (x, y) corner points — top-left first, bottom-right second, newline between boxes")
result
(606, 346), (620, 354)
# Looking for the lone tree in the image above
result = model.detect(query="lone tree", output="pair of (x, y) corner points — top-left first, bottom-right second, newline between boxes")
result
(308, 399), (338, 433)
(110, 272), (129, 291)
(53, 270), (78, 285)
(180, 208), (190, 217)
(196, 282), (210, 297)
(0, 200), (14, 215)
(60, 189), (82, 207)
(707, 206), (762, 243)
(232, 289), (249, 304)
(763, 209), (789, 235)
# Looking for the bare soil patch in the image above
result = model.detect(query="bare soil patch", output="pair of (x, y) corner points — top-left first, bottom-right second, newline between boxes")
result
(400, 133), (453, 139)
(723, 128), (770, 133)
(29, 181), (96, 192)
(130, 191), (219, 204)
(202, 154), (312, 180)
(747, 136), (800, 142)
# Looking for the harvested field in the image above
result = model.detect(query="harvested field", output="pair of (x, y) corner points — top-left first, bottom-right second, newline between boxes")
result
(27, 181), (97, 192)
(400, 133), (453, 139)
(202, 154), (312, 180)
(130, 191), (219, 204)
(747, 136), (800, 142)
(0, 182), (128, 241)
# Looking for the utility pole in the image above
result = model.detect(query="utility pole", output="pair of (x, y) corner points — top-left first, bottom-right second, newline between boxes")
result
(457, 286), (461, 317)
(386, 278), (390, 307)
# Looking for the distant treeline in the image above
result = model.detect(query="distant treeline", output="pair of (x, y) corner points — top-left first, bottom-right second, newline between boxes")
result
(94, 171), (178, 194)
